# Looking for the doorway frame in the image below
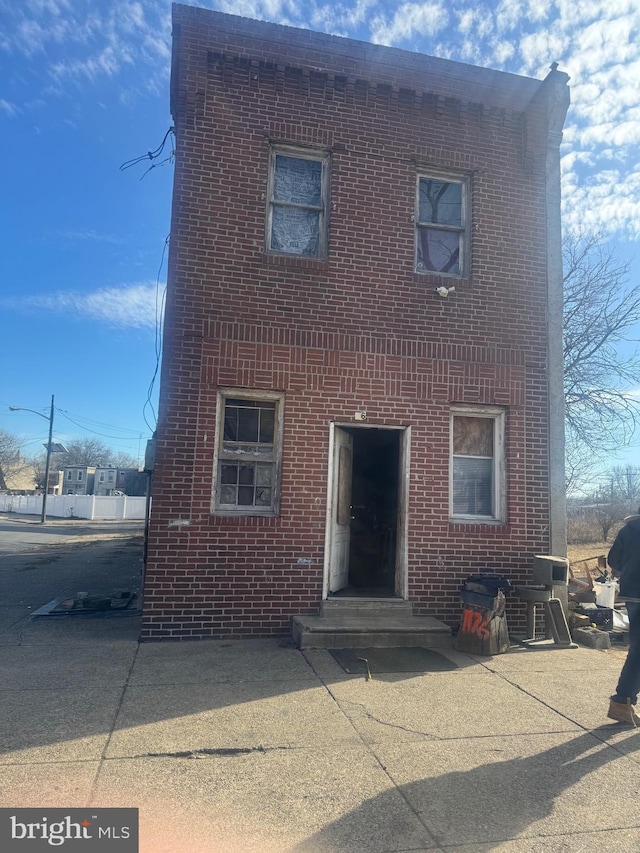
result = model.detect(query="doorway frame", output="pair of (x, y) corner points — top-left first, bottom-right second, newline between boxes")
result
(322, 422), (410, 600)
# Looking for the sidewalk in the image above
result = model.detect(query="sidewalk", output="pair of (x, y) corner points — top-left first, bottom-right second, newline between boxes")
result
(1, 628), (639, 850)
(1, 539), (639, 851)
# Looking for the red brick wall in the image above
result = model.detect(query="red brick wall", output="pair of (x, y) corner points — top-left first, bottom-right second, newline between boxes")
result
(142, 6), (555, 640)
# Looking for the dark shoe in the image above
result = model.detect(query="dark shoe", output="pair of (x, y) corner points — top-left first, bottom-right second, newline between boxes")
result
(608, 697), (640, 726)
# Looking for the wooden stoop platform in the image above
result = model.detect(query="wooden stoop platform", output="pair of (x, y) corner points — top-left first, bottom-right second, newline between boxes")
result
(291, 599), (452, 649)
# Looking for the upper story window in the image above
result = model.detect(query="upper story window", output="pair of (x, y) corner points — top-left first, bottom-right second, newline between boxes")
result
(416, 175), (468, 277)
(212, 390), (284, 516)
(77, 471), (83, 481)
(266, 148), (329, 258)
(450, 407), (505, 523)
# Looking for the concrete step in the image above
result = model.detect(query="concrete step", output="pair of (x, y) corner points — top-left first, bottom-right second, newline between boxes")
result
(320, 598), (414, 618)
(291, 612), (452, 649)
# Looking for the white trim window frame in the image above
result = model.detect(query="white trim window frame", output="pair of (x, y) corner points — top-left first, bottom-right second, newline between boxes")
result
(450, 406), (506, 523)
(266, 147), (329, 258)
(212, 389), (284, 517)
(415, 172), (469, 277)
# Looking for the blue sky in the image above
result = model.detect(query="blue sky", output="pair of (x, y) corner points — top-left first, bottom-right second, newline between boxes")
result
(1, 0), (639, 468)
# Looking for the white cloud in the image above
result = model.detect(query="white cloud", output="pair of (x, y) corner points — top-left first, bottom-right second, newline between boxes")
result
(1, 0), (170, 90)
(1, 283), (165, 330)
(216, 0), (302, 23)
(1, 0), (639, 239)
(0, 98), (18, 116)
(311, 0), (378, 34)
(369, 2), (449, 46)
(53, 229), (124, 244)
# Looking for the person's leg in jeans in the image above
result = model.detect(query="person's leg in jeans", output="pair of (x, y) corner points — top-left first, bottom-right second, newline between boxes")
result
(614, 602), (640, 704)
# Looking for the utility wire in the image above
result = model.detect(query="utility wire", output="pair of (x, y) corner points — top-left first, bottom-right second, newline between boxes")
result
(56, 409), (149, 435)
(120, 130), (174, 433)
(120, 127), (175, 180)
(55, 410), (151, 441)
(143, 235), (169, 433)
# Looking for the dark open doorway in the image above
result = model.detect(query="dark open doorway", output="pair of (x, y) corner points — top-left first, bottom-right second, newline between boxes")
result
(332, 427), (400, 597)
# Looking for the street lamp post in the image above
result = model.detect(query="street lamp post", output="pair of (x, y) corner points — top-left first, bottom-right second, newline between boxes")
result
(9, 394), (55, 524)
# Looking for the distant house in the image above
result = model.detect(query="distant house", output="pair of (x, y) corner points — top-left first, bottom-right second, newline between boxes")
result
(59, 466), (144, 496)
(143, 6), (570, 641)
(94, 467), (118, 496)
(0, 453), (37, 494)
(94, 467), (145, 496)
(62, 466), (95, 496)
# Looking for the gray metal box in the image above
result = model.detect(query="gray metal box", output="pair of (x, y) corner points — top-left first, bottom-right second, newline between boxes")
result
(532, 555), (569, 585)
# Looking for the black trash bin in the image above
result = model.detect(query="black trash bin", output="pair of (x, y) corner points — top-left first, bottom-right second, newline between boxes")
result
(454, 574), (512, 655)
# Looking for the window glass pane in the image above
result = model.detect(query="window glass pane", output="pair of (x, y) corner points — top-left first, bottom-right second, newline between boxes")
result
(256, 464), (272, 486)
(453, 417), (493, 456)
(237, 407), (259, 442)
(220, 485), (237, 504)
(238, 486), (255, 505)
(274, 155), (322, 205)
(417, 227), (460, 274)
(223, 408), (238, 441)
(255, 487), (272, 506)
(453, 457), (493, 515)
(259, 408), (275, 443)
(271, 207), (319, 256)
(220, 464), (237, 485)
(419, 179), (462, 226)
(238, 465), (255, 485)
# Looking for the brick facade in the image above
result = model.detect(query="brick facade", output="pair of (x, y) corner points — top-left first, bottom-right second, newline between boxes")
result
(141, 4), (569, 640)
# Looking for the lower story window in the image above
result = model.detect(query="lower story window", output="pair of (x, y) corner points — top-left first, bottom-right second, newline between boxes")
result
(213, 390), (284, 515)
(450, 407), (505, 522)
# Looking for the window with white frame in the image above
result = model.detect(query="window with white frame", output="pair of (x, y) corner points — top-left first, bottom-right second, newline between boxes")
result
(213, 391), (284, 515)
(416, 175), (468, 276)
(266, 148), (329, 258)
(450, 407), (505, 521)
(77, 471), (83, 481)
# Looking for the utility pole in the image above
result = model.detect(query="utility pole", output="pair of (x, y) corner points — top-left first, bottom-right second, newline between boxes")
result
(9, 394), (58, 524)
(41, 395), (55, 523)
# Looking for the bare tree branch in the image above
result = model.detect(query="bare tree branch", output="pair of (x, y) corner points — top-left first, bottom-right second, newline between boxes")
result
(563, 232), (640, 484)
(0, 429), (34, 491)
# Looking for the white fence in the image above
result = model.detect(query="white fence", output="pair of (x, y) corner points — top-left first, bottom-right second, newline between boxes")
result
(0, 494), (147, 520)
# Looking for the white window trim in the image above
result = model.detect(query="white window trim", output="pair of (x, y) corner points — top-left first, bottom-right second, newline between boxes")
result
(265, 146), (330, 259)
(415, 171), (470, 278)
(449, 405), (506, 523)
(211, 388), (285, 517)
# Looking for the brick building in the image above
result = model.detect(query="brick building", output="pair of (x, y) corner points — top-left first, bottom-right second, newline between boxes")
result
(142, 4), (570, 641)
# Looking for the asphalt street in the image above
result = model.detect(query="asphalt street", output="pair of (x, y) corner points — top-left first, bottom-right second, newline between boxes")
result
(0, 516), (143, 631)
(0, 514), (144, 555)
